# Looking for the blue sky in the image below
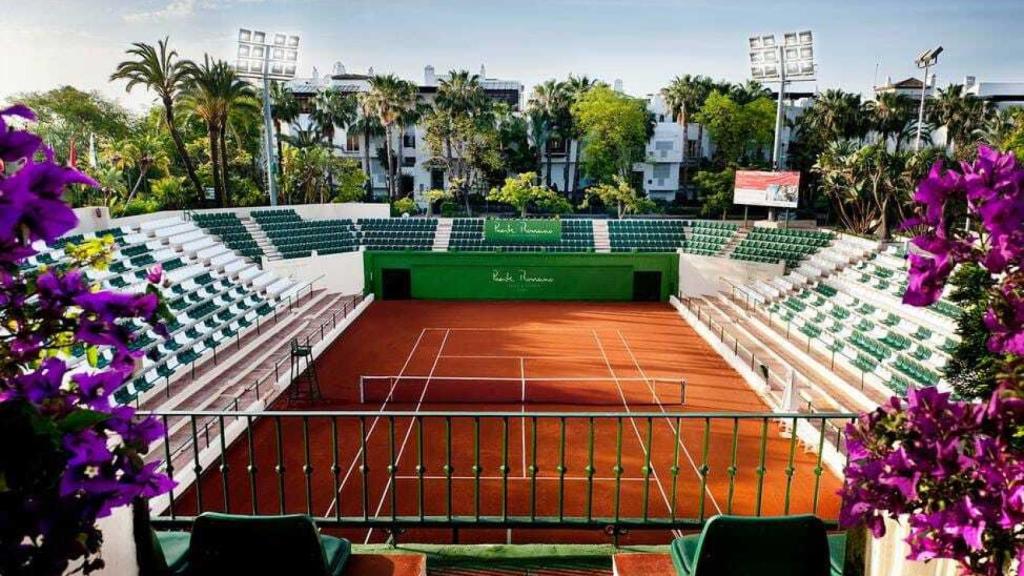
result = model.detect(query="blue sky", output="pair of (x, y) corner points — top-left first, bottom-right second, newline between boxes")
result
(2, 0), (1022, 111)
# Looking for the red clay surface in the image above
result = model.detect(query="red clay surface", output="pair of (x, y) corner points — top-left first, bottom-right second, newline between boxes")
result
(170, 301), (843, 546)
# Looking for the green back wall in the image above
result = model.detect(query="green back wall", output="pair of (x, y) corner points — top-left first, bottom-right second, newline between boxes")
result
(363, 251), (678, 301)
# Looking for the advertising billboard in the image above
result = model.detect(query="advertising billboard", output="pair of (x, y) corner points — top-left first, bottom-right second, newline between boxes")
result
(733, 171), (800, 208)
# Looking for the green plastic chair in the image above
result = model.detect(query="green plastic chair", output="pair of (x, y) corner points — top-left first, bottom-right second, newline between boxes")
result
(670, 515), (843, 576)
(188, 513), (351, 576)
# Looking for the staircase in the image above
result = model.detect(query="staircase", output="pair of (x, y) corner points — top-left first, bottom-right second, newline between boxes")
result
(243, 217), (281, 262)
(591, 220), (611, 253)
(433, 218), (452, 251)
(717, 227), (749, 257)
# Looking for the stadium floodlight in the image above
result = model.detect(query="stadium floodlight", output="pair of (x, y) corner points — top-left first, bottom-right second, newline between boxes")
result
(747, 30), (816, 173)
(913, 45), (943, 152)
(236, 28), (301, 206)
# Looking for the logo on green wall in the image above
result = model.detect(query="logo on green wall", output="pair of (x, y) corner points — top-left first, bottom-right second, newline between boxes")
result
(484, 219), (561, 244)
(491, 268), (556, 286)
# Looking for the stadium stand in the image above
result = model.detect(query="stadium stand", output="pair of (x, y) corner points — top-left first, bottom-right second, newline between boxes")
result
(608, 220), (737, 254)
(357, 217), (437, 251)
(730, 227), (834, 268)
(729, 239), (960, 398)
(191, 212), (265, 261)
(448, 218), (594, 252)
(34, 217), (302, 407)
(250, 209), (360, 259)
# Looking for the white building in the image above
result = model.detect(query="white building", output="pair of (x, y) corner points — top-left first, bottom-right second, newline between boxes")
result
(286, 63), (523, 204)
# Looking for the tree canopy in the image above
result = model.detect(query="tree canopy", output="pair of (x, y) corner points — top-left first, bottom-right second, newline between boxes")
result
(571, 85), (650, 184)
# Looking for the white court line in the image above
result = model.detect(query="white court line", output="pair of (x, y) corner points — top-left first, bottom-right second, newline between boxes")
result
(617, 330), (723, 516)
(440, 354), (606, 361)
(423, 327), (602, 332)
(388, 475), (654, 482)
(520, 357), (527, 479)
(363, 329), (451, 544)
(591, 329), (680, 538)
(322, 329), (427, 519)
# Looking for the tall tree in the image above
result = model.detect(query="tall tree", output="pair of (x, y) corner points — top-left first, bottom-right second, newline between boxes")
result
(179, 56), (257, 206)
(310, 87), (357, 147)
(867, 92), (914, 150)
(571, 85), (650, 184)
(527, 79), (567, 187)
(359, 75), (419, 199)
(111, 38), (205, 204)
(269, 81), (299, 181)
(662, 75), (704, 196)
(563, 75), (602, 198)
(930, 84), (988, 151)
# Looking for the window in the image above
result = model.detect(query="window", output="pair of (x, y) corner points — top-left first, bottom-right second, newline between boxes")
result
(403, 128), (416, 148)
(686, 139), (699, 159)
(402, 156), (416, 167)
(652, 164), (671, 179)
(346, 133), (360, 152)
(546, 138), (567, 155)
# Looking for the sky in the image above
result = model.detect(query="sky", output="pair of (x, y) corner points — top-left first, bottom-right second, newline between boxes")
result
(2, 0), (1022, 112)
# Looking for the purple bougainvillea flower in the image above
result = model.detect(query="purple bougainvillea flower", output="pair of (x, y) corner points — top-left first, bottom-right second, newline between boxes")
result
(71, 370), (122, 409)
(0, 129), (43, 164)
(146, 264), (163, 284)
(0, 104), (36, 122)
(11, 357), (68, 404)
(903, 253), (954, 307)
(912, 160), (964, 226)
(0, 171), (80, 244)
(107, 406), (165, 447)
(64, 430), (112, 468)
(74, 291), (158, 323)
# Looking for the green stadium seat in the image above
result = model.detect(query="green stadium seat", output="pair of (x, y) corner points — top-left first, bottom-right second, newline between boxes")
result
(670, 515), (841, 576)
(188, 513), (350, 576)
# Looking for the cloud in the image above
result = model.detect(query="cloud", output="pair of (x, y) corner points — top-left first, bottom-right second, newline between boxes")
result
(122, 0), (264, 23)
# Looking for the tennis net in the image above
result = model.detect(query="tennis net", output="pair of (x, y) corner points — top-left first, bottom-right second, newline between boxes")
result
(358, 375), (686, 406)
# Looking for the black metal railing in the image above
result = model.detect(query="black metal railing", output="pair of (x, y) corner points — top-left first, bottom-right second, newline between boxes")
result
(147, 409), (856, 538)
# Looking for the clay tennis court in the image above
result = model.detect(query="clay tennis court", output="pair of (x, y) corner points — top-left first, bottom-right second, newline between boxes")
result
(169, 301), (844, 545)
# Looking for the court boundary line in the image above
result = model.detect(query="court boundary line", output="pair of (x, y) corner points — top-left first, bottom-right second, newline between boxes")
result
(591, 329), (678, 533)
(323, 328), (427, 519)
(616, 330), (723, 516)
(364, 328), (451, 544)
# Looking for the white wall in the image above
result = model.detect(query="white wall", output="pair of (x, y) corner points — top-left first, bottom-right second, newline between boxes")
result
(265, 250), (365, 295)
(678, 252), (784, 297)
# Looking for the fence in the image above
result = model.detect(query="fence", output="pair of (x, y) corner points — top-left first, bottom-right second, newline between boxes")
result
(717, 277), (894, 396)
(676, 294), (852, 451)
(146, 409), (856, 538)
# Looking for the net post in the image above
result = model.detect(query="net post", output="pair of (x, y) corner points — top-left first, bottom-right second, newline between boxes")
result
(359, 375), (365, 404)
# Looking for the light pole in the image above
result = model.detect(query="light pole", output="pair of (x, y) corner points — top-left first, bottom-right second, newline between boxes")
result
(749, 31), (816, 171)
(913, 46), (942, 152)
(236, 29), (300, 206)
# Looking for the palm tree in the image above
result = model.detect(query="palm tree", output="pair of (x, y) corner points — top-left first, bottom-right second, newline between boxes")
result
(350, 112), (383, 196)
(801, 89), (869, 144)
(359, 75), (419, 199)
(111, 38), (204, 204)
(930, 84), (988, 150)
(662, 75), (704, 197)
(527, 79), (567, 187)
(729, 80), (771, 105)
(102, 130), (170, 209)
(179, 56), (257, 206)
(975, 107), (1021, 149)
(563, 75), (601, 198)
(310, 87), (357, 147)
(867, 92), (914, 150)
(269, 81), (299, 180)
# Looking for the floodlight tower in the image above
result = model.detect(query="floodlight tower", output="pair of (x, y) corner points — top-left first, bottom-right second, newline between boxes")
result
(914, 46), (943, 152)
(236, 29), (300, 206)
(748, 31), (816, 171)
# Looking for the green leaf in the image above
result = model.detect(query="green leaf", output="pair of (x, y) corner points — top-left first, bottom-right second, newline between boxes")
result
(86, 346), (99, 368)
(58, 409), (111, 433)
